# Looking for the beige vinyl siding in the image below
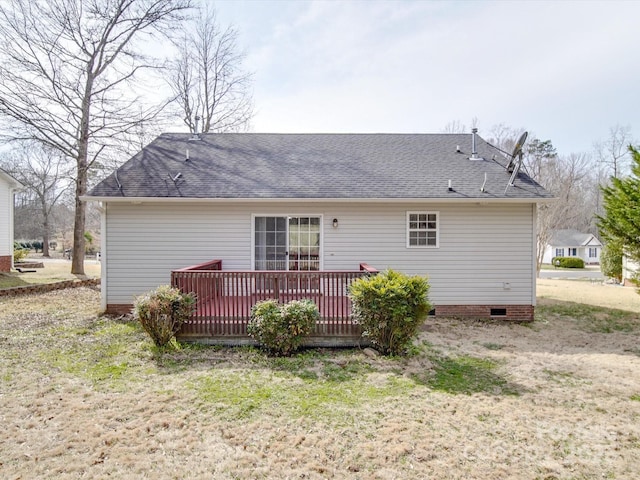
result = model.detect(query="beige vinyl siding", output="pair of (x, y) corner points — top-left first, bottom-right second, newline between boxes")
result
(0, 179), (11, 256)
(104, 201), (535, 307)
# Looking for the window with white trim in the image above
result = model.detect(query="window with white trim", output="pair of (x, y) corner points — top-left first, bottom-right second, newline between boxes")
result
(555, 248), (564, 257)
(407, 211), (438, 248)
(589, 247), (598, 258)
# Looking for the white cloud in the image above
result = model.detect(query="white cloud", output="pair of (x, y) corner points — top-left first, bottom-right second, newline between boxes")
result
(213, 0), (640, 153)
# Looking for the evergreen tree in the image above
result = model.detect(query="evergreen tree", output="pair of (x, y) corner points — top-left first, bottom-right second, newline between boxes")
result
(600, 240), (623, 283)
(597, 146), (640, 262)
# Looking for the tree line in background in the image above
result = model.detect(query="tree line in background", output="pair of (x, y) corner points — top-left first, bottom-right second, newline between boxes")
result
(443, 120), (638, 276)
(0, 0), (253, 273)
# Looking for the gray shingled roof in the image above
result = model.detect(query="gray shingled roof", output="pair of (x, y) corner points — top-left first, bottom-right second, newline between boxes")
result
(87, 133), (553, 200)
(549, 229), (602, 247)
(0, 167), (23, 188)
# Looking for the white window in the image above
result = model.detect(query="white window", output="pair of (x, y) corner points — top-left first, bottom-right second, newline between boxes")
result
(568, 248), (577, 256)
(407, 212), (438, 248)
(589, 247), (598, 258)
(555, 248), (564, 257)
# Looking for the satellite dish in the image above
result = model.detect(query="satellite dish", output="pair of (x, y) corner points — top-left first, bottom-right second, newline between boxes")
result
(507, 131), (528, 173)
(504, 131), (528, 195)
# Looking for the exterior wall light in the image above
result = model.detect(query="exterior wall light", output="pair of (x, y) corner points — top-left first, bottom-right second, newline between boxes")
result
(332, 218), (339, 228)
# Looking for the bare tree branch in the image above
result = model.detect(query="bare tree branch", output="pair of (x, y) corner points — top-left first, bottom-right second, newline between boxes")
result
(0, 0), (192, 274)
(167, 4), (253, 133)
(593, 124), (637, 179)
(0, 142), (74, 256)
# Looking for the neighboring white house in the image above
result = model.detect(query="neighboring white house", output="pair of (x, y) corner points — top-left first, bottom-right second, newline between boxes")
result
(542, 229), (602, 265)
(0, 168), (23, 272)
(85, 131), (553, 322)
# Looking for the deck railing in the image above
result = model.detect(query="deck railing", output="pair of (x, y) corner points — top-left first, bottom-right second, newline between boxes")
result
(171, 260), (378, 341)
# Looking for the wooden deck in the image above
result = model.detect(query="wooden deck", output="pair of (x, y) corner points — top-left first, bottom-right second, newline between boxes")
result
(171, 260), (378, 346)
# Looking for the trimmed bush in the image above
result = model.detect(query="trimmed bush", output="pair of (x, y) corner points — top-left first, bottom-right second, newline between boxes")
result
(134, 285), (196, 347)
(551, 256), (585, 268)
(349, 269), (431, 356)
(248, 299), (318, 356)
(13, 242), (28, 262)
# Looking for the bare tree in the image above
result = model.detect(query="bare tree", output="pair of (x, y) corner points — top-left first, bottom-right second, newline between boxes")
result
(0, 142), (73, 257)
(485, 124), (526, 155)
(440, 120), (467, 134)
(0, 0), (191, 274)
(594, 124), (636, 178)
(168, 4), (253, 133)
(440, 117), (479, 134)
(532, 151), (593, 274)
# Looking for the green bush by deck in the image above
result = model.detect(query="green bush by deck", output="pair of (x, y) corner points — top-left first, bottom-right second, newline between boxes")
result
(349, 269), (431, 356)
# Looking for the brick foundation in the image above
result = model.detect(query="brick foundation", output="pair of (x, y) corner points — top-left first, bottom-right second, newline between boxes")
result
(0, 255), (11, 272)
(106, 304), (134, 315)
(434, 304), (534, 322)
(106, 303), (534, 322)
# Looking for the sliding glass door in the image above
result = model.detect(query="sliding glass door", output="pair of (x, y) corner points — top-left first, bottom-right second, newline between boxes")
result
(254, 216), (321, 271)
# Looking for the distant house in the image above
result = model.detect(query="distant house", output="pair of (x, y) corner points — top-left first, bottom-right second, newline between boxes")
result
(85, 131), (553, 343)
(0, 168), (23, 272)
(542, 229), (602, 265)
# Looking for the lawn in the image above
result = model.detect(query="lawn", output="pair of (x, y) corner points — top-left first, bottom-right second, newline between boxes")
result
(1, 282), (639, 479)
(0, 257), (101, 289)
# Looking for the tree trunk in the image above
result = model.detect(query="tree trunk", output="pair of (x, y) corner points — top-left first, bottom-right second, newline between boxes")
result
(71, 135), (89, 274)
(71, 165), (87, 275)
(41, 196), (50, 257)
(42, 223), (50, 257)
(71, 68), (94, 276)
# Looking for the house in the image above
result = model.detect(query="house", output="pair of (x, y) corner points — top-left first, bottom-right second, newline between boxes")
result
(85, 131), (553, 343)
(0, 167), (23, 272)
(542, 229), (602, 265)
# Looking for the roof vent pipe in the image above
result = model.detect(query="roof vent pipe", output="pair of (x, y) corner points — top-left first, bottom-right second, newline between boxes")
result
(190, 116), (201, 140)
(469, 128), (482, 161)
(471, 128), (478, 157)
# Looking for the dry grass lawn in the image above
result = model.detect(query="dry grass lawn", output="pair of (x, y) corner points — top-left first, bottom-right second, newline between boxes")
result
(1, 280), (639, 479)
(0, 258), (101, 289)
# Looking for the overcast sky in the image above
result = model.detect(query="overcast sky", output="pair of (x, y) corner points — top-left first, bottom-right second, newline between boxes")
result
(207, 0), (640, 156)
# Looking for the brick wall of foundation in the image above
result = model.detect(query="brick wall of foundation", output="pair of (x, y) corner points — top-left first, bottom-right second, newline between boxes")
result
(106, 303), (535, 322)
(434, 304), (534, 322)
(106, 304), (134, 315)
(0, 255), (11, 272)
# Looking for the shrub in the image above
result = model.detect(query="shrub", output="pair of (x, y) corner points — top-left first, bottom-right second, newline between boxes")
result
(134, 285), (196, 347)
(13, 242), (28, 262)
(349, 269), (431, 356)
(551, 256), (585, 268)
(248, 299), (318, 356)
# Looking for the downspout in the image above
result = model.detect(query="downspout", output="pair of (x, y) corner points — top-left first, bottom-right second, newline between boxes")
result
(9, 187), (17, 270)
(99, 202), (107, 312)
(531, 203), (537, 307)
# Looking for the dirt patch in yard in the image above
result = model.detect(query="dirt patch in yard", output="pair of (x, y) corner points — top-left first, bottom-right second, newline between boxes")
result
(1, 282), (639, 479)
